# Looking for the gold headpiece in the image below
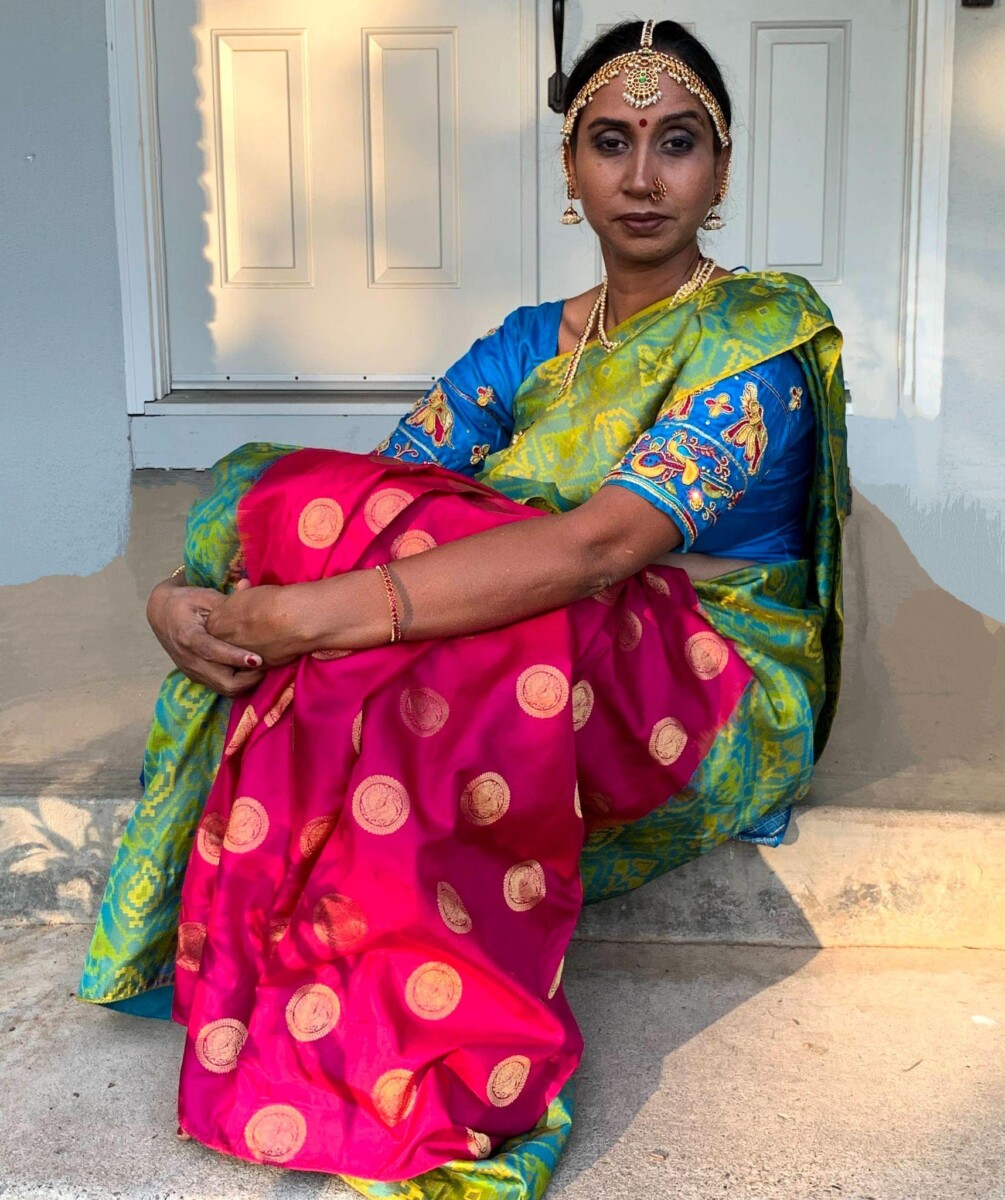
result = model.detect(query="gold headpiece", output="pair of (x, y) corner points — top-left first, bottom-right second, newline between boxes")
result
(560, 19), (731, 149)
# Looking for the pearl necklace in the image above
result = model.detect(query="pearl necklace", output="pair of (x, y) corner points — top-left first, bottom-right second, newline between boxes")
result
(559, 256), (717, 395)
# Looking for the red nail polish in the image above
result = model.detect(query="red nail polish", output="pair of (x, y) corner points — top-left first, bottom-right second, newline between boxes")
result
(245, 655), (261, 668)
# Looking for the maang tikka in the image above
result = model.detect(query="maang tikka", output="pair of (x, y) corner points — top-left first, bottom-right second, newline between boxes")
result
(560, 19), (732, 226)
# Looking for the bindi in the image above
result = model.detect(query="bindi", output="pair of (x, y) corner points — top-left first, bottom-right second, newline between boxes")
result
(638, 118), (648, 127)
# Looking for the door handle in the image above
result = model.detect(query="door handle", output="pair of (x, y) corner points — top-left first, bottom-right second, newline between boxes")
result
(547, 0), (568, 113)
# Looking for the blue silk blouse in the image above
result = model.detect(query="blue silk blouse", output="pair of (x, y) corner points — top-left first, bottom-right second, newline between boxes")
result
(375, 299), (815, 563)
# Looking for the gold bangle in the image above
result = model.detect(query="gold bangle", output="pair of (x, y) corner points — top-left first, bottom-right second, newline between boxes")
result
(170, 564), (187, 581)
(375, 563), (402, 644)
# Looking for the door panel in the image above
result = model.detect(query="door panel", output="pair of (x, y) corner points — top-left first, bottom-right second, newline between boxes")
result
(155, 0), (528, 384)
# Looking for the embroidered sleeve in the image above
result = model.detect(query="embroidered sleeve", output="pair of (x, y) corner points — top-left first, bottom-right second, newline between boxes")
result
(601, 361), (795, 551)
(371, 322), (521, 474)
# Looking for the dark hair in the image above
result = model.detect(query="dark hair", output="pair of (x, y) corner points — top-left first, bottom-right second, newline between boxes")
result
(563, 20), (731, 147)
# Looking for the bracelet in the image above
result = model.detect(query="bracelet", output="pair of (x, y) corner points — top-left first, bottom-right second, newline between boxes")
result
(170, 564), (187, 581)
(375, 563), (402, 644)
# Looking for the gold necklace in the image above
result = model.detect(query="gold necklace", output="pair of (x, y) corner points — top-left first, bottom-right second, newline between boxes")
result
(559, 256), (716, 395)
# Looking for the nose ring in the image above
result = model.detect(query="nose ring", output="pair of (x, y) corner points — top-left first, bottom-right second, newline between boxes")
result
(648, 175), (667, 205)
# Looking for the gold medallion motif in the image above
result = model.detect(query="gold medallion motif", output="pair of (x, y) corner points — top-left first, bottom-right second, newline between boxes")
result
(176, 921), (207, 972)
(516, 665), (569, 719)
(268, 918), (289, 945)
(504, 860), (546, 912)
(297, 498), (344, 549)
(263, 685), (295, 728)
(364, 487), (414, 533)
(584, 792), (612, 816)
(285, 982), (341, 1042)
(460, 772), (510, 826)
(571, 680), (594, 731)
(311, 648), (352, 661)
(399, 687), (450, 737)
(617, 611), (643, 652)
(547, 956), (565, 1000)
(196, 812), (226, 864)
(372, 1068), (418, 1127)
(487, 1055), (531, 1107)
(684, 631), (730, 680)
(313, 893), (368, 952)
(405, 961), (463, 1021)
(244, 1104), (307, 1163)
(436, 882), (473, 934)
(391, 529), (437, 559)
(643, 570), (671, 595)
(466, 1129), (493, 1159)
(223, 797), (269, 854)
(352, 774), (410, 835)
(649, 717), (689, 766)
(194, 1017), (248, 1074)
(224, 705), (258, 757)
(298, 814), (336, 859)
(591, 584), (620, 606)
(351, 710), (363, 755)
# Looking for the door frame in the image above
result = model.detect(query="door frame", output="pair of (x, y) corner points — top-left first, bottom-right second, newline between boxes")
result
(106, 0), (955, 420)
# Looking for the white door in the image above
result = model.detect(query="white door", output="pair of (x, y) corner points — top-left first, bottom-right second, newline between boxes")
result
(538, 2), (911, 417)
(154, 0), (530, 387)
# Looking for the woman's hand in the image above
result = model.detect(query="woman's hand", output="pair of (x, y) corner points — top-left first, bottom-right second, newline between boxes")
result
(147, 576), (266, 697)
(204, 582), (312, 667)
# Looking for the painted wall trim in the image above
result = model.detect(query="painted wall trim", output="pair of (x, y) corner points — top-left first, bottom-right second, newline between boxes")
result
(900, 0), (956, 419)
(105, 0), (170, 416)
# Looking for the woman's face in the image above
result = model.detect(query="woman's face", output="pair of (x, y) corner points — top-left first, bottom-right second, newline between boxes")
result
(568, 74), (727, 266)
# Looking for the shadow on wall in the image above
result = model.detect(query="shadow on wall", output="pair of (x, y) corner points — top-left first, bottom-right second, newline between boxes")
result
(815, 489), (1005, 812)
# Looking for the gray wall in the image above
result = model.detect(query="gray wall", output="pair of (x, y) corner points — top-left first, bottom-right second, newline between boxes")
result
(848, 3), (1005, 623)
(0, 0), (130, 586)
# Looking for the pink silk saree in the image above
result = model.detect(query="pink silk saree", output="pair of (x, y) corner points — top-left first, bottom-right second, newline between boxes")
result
(173, 447), (752, 1178)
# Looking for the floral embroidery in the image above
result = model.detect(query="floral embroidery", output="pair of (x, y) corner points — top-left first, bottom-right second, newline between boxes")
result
(470, 443), (491, 467)
(385, 438), (422, 463)
(626, 430), (738, 531)
(789, 386), (803, 411)
(722, 381), (768, 475)
(703, 392), (734, 419)
(475, 386), (495, 407)
(658, 391), (694, 421)
(372, 434), (391, 455)
(405, 383), (454, 448)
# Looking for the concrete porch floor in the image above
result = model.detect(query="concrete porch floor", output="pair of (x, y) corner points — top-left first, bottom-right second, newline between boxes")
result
(3, 926), (1004, 1200)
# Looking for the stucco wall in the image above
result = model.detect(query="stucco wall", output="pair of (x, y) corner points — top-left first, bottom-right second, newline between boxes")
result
(0, 0), (130, 586)
(848, 3), (1005, 623)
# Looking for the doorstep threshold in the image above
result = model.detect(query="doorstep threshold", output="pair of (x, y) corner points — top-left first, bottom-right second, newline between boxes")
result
(144, 390), (418, 418)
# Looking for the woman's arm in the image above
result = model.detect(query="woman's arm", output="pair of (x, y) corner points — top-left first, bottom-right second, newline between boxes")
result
(204, 484), (683, 663)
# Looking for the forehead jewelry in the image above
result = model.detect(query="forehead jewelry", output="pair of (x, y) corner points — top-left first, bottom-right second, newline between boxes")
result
(561, 20), (731, 149)
(559, 21), (732, 227)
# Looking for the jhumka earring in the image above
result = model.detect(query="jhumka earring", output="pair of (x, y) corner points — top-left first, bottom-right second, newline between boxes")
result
(701, 204), (725, 231)
(560, 149), (583, 225)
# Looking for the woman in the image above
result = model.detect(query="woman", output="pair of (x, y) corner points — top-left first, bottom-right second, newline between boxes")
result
(79, 19), (848, 1198)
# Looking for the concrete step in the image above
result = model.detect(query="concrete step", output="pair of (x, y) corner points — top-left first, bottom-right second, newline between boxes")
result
(2, 925), (1003, 1199)
(2, 794), (1003, 948)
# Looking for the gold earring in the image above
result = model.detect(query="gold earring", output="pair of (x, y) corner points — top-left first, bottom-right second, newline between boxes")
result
(701, 186), (726, 230)
(561, 185), (584, 225)
(560, 146), (583, 225)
